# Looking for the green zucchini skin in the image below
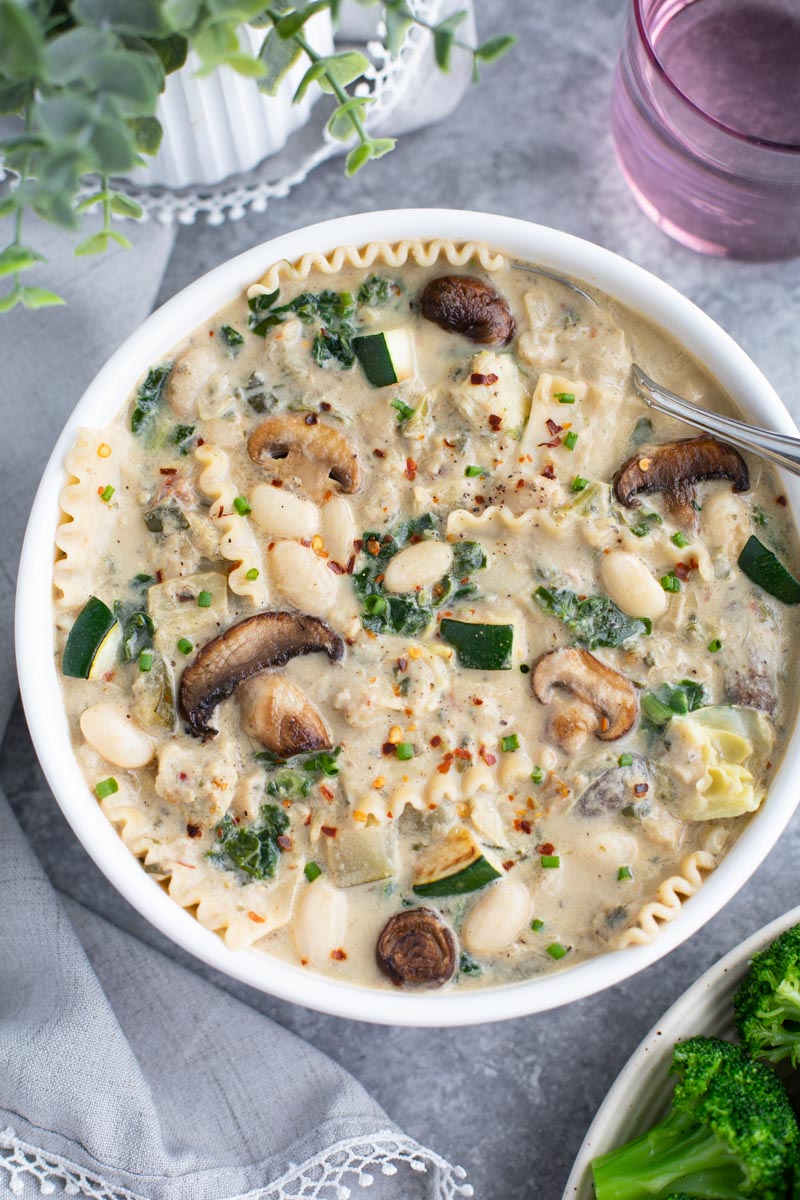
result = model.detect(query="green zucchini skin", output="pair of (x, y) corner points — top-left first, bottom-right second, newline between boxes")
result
(62, 596), (120, 679)
(440, 618), (514, 670)
(353, 330), (413, 387)
(412, 855), (501, 897)
(738, 535), (800, 605)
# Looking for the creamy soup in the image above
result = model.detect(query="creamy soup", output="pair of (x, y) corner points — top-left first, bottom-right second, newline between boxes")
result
(53, 239), (800, 992)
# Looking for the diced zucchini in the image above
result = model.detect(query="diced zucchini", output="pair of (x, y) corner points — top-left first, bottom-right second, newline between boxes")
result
(738, 535), (800, 604)
(131, 654), (176, 731)
(148, 571), (229, 656)
(412, 827), (501, 897)
(353, 329), (415, 387)
(62, 597), (121, 679)
(440, 618), (514, 670)
(324, 823), (396, 888)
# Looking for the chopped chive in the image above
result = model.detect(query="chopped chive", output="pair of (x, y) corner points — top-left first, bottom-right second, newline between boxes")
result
(540, 854), (560, 869)
(465, 465), (488, 477)
(197, 590), (212, 608)
(554, 392), (576, 404)
(661, 572), (681, 593)
(570, 475), (588, 493)
(531, 918), (545, 932)
(530, 766), (544, 784)
(671, 531), (689, 548)
(618, 865), (633, 881)
(177, 637), (194, 655)
(708, 638), (722, 652)
(547, 942), (569, 960)
(618, 752), (633, 767)
(563, 431), (578, 450)
(99, 484), (115, 502)
(501, 733), (520, 752)
(391, 398), (415, 423)
(245, 567), (259, 580)
(233, 495), (251, 516)
(138, 649), (153, 672)
(396, 742), (414, 761)
(304, 861), (322, 882)
(95, 777), (119, 799)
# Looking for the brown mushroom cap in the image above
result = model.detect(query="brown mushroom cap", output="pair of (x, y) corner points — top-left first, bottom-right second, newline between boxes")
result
(613, 435), (750, 526)
(179, 611), (343, 739)
(248, 414), (362, 493)
(376, 907), (456, 988)
(420, 275), (515, 345)
(239, 674), (331, 757)
(532, 647), (638, 746)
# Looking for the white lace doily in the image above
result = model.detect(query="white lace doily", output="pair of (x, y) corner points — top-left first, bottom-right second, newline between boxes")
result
(110, 0), (443, 228)
(0, 1127), (473, 1200)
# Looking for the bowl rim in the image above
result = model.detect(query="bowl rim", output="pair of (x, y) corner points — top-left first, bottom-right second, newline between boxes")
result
(562, 903), (800, 1198)
(16, 207), (800, 1027)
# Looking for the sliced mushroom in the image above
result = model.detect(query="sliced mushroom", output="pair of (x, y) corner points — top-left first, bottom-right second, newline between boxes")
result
(613, 435), (750, 527)
(248, 414), (362, 496)
(420, 275), (515, 345)
(179, 611), (343, 739)
(376, 907), (456, 988)
(239, 674), (331, 757)
(576, 754), (653, 817)
(532, 648), (638, 750)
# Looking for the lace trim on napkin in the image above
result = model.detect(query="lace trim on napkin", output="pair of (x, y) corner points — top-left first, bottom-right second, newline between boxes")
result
(0, 1127), (473, 1200)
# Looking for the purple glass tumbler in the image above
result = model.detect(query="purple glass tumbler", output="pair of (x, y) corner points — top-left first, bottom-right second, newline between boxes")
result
(612, 0), (800, 261)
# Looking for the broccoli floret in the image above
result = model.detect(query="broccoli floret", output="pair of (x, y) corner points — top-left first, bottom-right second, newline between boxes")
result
(591, 1036), (799, 1200)
(734, 924), (800, 1067)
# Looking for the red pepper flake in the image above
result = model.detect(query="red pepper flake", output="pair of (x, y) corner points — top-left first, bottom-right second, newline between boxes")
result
(159, 466), (178, 475)
(373, 448), (386, 458)
(430, 734), (442, 747)
(331, 948), (347, 961)
(443, 438), (456, 448)
(674, 562), (690, 581)
(271, 478), (284, 488)
(405, 457), (417, 481)
(304, 814), (312, 825)
(208, 330), (215, 337)
(320, 785), (334, 802)
(397, 657), (408, 672)
(453, 747), (472, 760)
(354, 538), (364, 552)
(488, 414), (502, 432)
(382, 742), (394, 755)
(776, 494), (788, 506)
(541, 463), (556, 480)
(471, 372), (499, 385)
(196, 438), (204, 447)
(320, 401), (332, 412)
(304, 413), (318, 425)
(178, 772), (188, 782)
(516, 479), (526, 490)
(472, 696), (483, 706)
(437, 755), (453, 775)
(546, 418), (564, 436)
(537, 437), (562, 448)
(327, 560), (346, 575)
(366, 538), (381, 556)
(502, 860), (516, 872)
(155, 569), (163, 583)
(186, 823), (202, 838)
(514, 819), (532, 835)
(321, 825), (337, 838)
(479, 747), (497, 766)
(248, 911), (266, 923)
(537, 842), (555, 856)
(634, 782), (649, 796)
(346, 555), (356, 574)
(277, 835), (292, 850)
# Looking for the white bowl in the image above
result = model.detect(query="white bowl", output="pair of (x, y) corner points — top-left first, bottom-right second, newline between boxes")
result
(563, 904), (800, 1199)
(16, 209), (800, 1027)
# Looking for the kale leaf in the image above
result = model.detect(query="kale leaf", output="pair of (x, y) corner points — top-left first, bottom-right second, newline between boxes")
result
(641, 680), (706, 727)
(219, 323), (244, 351)
(255, 745), (342, 800)
(357, 274), (402, 306)
(533, 586), (652, 649)
(131, 362), (173, 436)
(208, 803), (290, 881)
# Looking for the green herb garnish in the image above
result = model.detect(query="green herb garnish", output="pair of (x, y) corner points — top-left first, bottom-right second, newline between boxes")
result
(357, 275), (402, 306)
(131, 362), (172, 436)
(95, 777), (119, 800)
(533, 586), (651, 650)
(563, 431), (578, 451)
(629, 510), (663, 537)
(391, 398), (416, 424)
(501, 733), (520, 752)
(641, 679), (706, 727)
(208, 803), (289, 882)
(570, 475), (589, 492)
(618, 865), (633, 881)
(233, 495), (251, 516)
(304, 861), (322, 883)
(220, 324), (244, 351)
(661, 572), (681, 593)
(177, 637), (193, 656)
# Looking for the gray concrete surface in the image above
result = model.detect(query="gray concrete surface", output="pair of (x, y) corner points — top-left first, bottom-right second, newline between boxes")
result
(5, 1), (800, 1197)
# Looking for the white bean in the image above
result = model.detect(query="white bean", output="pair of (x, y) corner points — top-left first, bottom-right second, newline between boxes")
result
(702, 489), (748, 550)
(251, 484), (319, 539)
(80, 703), (154, 769)
(383, 539), (454, 593)
(293, 880), (348, 966)
(462, 878), (531, 955)
(600, 550), (667, 620)
(321, 496), (356, 564)
(166, 346), (220, 420)
(270, 539), (339, 616)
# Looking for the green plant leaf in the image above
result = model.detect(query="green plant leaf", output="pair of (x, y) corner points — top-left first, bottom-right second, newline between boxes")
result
(0, 244), (45, 278)
(110, 191), (144, 219)
(345, 141), (373, 175)
(145, 32), (189, 75)
(473, 34), (516, 64)
(37, 96), (96, 141)
(275, 2), (330, 38)
(367, 136), (394, 159)
(432, 10), (468, 71)
(316, 50), (369, 93)
(0, 197), (17, 220)
(384, 5), (414, 55)
(75, 191), (111, 214)
(44, 29), (119, 85)
(0, 288), (22, 313)
(18, 286), (66, 309)
(326, 96), (373, 142)
(292, 59), (327, 103)
(75, 231), (112, 257)
(0, 80), (31, 115)
(83, 51), (164, 116)
(70, 0), (170, 37)
(88, 117), (140, 174)
(257, 26), (302, 96)
(0, 1), (44, 80)
(108, 230), (133, 249)
(162, 0), (203, 27)
(128, 115), (163, 156)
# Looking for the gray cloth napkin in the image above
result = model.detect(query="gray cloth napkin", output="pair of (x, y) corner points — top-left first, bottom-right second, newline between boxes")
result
(0, 219), (472, 1200)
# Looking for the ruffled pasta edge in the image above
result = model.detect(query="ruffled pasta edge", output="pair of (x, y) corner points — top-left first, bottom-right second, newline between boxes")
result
(619, 847), (718, 947)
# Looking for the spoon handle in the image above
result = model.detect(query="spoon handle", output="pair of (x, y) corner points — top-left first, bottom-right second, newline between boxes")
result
(633, 365), (800, 478)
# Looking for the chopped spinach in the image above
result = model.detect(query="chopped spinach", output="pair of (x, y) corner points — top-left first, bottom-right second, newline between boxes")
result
(112, 600), (155, 662)
(459, 951), (483, 977)
(142, 503), (190, 535)
(131, 362), (172, 436)
(219, 324), (244, 351)
(533, 586), (652, 649)
(357, 274), (402, 306)
(353, 515), (485, 637)
(170, 424), (196, 455)
(248, 287), (358, 368)
(256, 745), (342, 799)
(630, 416), (653, 447)
(628, 510), (663, 537)
(641, 679), (706, 727)
(238, 372), (274, 415)
(266, 770), (313, 800)
(208, 803), (289, 881)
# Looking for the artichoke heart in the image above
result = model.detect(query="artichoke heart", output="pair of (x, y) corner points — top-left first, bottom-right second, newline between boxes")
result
(663, 706), (774, 821)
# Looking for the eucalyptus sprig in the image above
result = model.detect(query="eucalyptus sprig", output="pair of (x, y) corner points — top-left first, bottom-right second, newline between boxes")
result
(0, 0), (514, 314)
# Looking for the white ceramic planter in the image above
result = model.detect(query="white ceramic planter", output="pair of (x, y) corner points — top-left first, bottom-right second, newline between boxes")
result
(129, 15), (334, 189)
(16, 210), (800, 1027)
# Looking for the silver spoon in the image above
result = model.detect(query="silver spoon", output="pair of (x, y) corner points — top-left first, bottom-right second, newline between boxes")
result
(632, 365), (800, 477)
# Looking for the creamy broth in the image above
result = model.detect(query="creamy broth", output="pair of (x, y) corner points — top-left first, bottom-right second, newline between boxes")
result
(53, 239), (799, 992)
